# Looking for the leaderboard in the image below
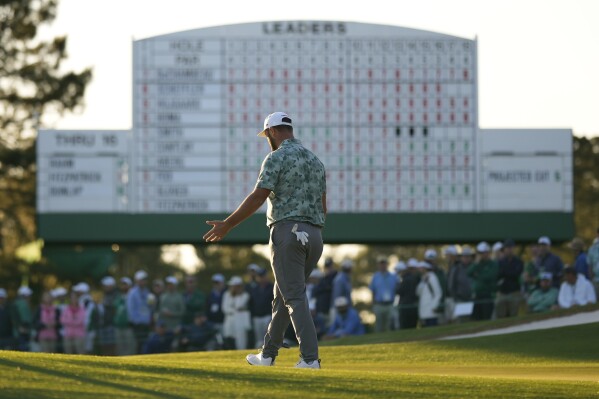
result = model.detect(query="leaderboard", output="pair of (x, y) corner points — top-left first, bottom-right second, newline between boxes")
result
(37, 130), (129, 212)
(133, 21), (478, 213)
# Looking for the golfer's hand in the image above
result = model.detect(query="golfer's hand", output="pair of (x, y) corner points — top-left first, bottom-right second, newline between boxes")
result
(291, 223), (309, 246)
(204, 220), (231, 242)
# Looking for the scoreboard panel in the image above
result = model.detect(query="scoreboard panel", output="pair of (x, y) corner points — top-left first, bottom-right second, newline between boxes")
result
(132, 21), (478, 214)
(36, 21), (574, 244)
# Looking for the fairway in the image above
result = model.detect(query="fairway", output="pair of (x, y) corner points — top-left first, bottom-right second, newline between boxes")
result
(1, 323), (598, 399)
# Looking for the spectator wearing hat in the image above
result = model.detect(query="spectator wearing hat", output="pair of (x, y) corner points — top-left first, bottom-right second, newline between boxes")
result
(182, 275), (206, 327)
(495, 239), (524, 318)
(446, 247), (474, 321)
(468, 242), (499, 321)
(96, 276), (119, 356)
(527, 273), (559, 313)
(588, 227), (599, 295)
(523, 244), (541, 294)
(248, 268), (274, 348)
(206, 274), (226, 335)
(369, 256), (397, 333)
(151, 279), (165, 314)
(114, 277), (136, 356)
(306, 268), (323, 309)
(73, 282), (98, 354)
(535, 236), (564, 289)
(127, 270), (152, 353)
(245, 264), (261, 291)
(569, 237), (590, 279)
(557, 266), (596, 309)
(142, 320), (175, 355)
(396, 258), (421, 329)
(323, 297), (364, 340)
(416, 261), (442, 327)
(391, 261), (407, 330)
(424, 249), (447, 324)
(491, 242), (504, 262)
(178, 312), (218, 352)
(442, 246), (460, 322)
(222, 276), (251, 350)
(35, 291), (59, 353)
(60, 291), (87, 354)
(312, 257), (337, 327)
(159, 276), (185, 332)
(332, 259), (354, 308)
(0, 288), (14, 350)
(12, 286), (34, 351)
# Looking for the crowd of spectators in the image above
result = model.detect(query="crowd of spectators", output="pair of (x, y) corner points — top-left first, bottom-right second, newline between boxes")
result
(1, 230), (598, 355)
(385, 233), (599, 331)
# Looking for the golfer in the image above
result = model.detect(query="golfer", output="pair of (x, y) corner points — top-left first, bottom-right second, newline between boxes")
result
(203, 111), (326, 369)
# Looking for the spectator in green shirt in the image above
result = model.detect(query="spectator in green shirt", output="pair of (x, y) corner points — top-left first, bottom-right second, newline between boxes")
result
(182, 275), (206, 326)
(527, 272), (558, 313)
(468, 242), (498, 321)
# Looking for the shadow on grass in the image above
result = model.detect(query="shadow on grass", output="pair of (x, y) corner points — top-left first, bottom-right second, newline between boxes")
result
(0, 357), (187, 399)
(1, 355), (406, 399)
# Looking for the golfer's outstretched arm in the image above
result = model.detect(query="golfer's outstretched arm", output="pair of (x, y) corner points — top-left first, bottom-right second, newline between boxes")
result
(203, 187), (271, 242)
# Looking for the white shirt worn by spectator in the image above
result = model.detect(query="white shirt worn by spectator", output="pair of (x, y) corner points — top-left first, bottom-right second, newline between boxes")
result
(416, 271), (442, 320)
(558, 274), (597, 309)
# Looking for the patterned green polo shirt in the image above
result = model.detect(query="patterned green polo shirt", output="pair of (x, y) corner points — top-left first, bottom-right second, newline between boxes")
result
(255, 138), (326, 227)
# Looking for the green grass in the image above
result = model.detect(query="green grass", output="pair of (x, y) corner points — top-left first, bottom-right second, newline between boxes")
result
(1, 320), (598, 399)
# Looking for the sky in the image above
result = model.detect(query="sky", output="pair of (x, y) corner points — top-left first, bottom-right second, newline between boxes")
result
(38, 0), (598, 137)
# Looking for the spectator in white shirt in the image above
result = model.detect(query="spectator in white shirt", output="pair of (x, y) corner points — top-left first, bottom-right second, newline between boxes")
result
(558, 266), (597, 309)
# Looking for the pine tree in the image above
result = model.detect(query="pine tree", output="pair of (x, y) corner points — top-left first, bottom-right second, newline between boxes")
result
(0, 0), (91, 271)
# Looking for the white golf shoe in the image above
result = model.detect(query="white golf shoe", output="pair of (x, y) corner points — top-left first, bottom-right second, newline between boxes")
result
(246, 353), (275, 366)
(295, 359), (321, 369)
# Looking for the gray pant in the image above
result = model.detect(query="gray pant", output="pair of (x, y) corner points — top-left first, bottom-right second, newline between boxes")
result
(262, 221), (323, 362)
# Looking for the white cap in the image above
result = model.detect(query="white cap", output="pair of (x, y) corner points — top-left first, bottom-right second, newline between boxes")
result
(341, 259), (354, 269)
(247, 263), (261, 272)
(424, 249), (437, 260)
(228, 276), (243, 286)
(0, 288), (7, 298)
(309, 269), (324, 279)
(461, 246), (475, 256)
(418, 261), (432, 269)
(211, 273), (225, 283)
(101, 276), (116, 286)
(120, 277), (133, 286)
(51, 287), (67, 298)
(18, 286), (33, 296)
(538, 236), (551, 246)
(134, 270), (148, 281)
(165, 276), (178, 285)
(407, 258), (419, 268)
(334, 296), (349, 307)
(394, 261), (407, 272)
(476, 242), (491, 253)
(444, 245), (458, 256)
(257, 111), (293, 137)
(492, 241), (503, 252)
(73, 282), (90, 293)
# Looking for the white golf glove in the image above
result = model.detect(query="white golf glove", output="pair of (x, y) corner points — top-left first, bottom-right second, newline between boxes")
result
(291, 223), (309, 246)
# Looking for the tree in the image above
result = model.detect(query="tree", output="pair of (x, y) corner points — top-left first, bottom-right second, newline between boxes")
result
(0, 0), (91, 288)
(572, 136), (599, 243)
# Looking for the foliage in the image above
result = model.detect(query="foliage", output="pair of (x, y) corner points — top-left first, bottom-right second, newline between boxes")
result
(0, 0), (92, 263)
(572, 136), (599, 243)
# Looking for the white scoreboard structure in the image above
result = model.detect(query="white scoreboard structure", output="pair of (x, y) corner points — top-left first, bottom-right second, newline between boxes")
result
(37, 21), (574, 244)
